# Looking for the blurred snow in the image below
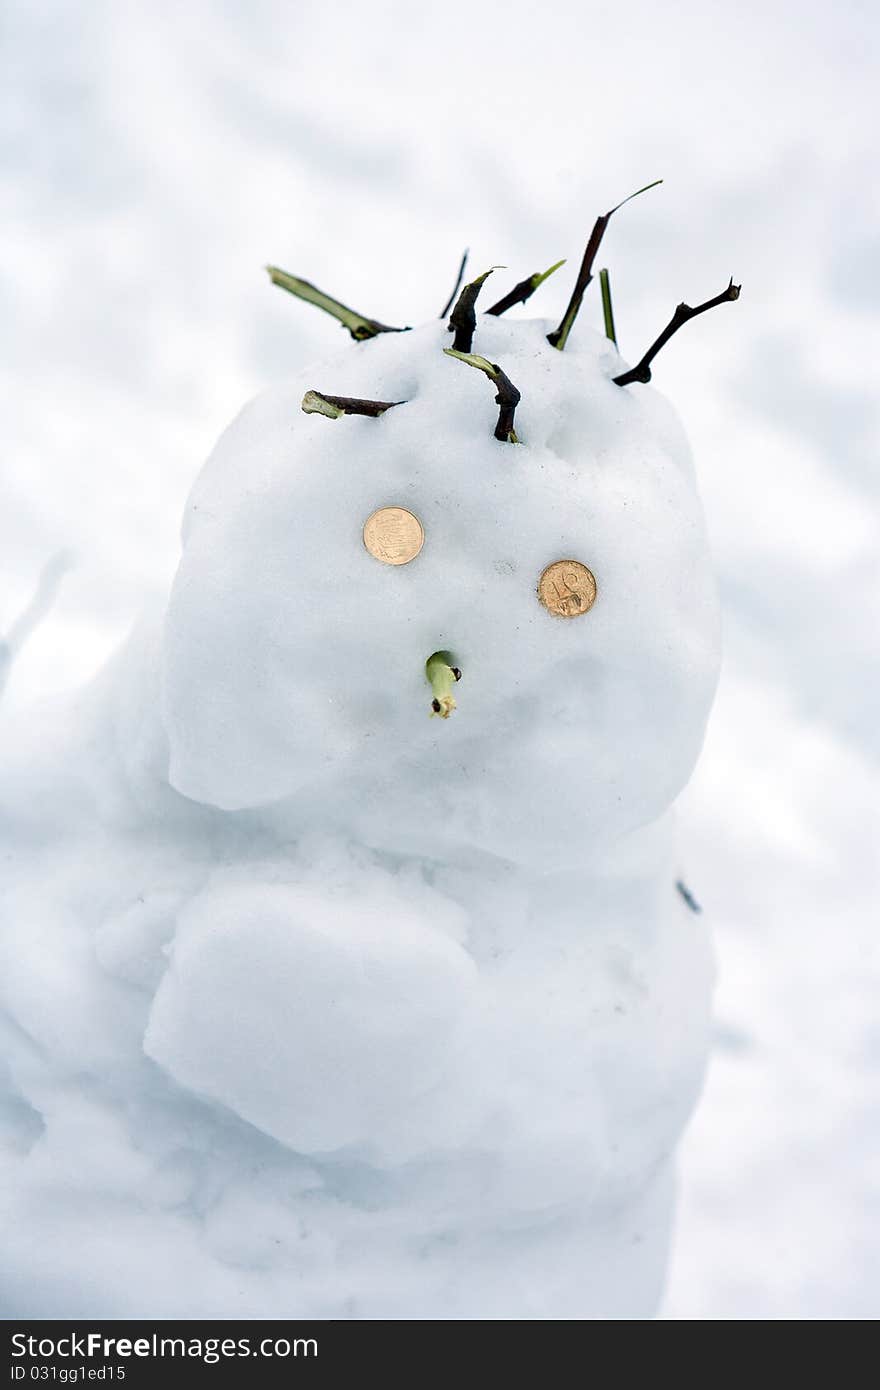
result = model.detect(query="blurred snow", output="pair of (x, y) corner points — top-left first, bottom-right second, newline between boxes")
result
(1, 0), (878, 1319)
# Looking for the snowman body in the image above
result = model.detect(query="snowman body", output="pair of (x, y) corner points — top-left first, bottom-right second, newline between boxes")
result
(0, 315), (719, 1319)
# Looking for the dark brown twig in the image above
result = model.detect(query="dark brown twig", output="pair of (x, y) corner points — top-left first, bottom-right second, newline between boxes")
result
(301, 390), (405, 419)
(439, 248), (469, 319)
(547, 180), (662, 350)
(266, 266), (409, 341)
(486, 259), (566, 317)
(447, 267), (499, 353)
(613, 279), (741, 386)
(443, 349), (521, 443)
(676, 881), (702, 914)
(493, 370), (521, 443)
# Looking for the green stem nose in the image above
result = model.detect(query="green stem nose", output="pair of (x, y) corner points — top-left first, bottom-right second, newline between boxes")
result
(425, 652), (461, 719)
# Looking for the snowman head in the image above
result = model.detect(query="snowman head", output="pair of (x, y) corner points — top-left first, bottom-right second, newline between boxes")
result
(162, 255), (731, 868)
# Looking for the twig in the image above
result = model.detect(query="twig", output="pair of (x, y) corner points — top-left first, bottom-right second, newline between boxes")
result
(265, 266), (409, 341)
(443, 349), (521, 443)
(486, 259), (566, 317)
(613, 279), (741, 386)
(547, 179), (662, 350)
(301, 390), (405, 419)
(599, 268), (617, 347)
(676, 881), (702, 914)
(439, 248), (469, 319)
(447, 267), (501, 353)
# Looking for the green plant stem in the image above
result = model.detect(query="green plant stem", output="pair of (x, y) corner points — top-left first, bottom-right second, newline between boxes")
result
(266, 266), (409, 341)
(426, 651), (461, 718)
(599, 268), (617, 346)
(486, 259), (566, 317)
(547, 179), (662, 351)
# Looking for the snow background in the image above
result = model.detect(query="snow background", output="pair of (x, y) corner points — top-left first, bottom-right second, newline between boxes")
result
(2, 0), (877, 1319)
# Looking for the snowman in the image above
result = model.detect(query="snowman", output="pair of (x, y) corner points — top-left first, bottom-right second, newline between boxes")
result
(0, 216), (737, 1320)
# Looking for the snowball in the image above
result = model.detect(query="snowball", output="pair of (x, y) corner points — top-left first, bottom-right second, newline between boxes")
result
(144, 873), (479, 1155)
(162, 317), (719, 869)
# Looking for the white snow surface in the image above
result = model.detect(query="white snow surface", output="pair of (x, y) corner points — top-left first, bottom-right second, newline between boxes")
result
(0, 315), (719, 1319)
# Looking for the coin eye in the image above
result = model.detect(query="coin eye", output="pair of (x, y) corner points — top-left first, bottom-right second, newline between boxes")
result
(363, 507), (425, 566)
(537, 560), (597, 619)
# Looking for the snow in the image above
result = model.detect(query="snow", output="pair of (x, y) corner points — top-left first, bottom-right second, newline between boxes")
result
(0, 313), (719, 1318)
(145, 870), (480, 1157)
(6, 0), (876, 1323)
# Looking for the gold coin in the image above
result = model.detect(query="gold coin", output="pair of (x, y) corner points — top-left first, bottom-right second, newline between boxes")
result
(363, 506), (425, 565)
(537, 559), (597, 618)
